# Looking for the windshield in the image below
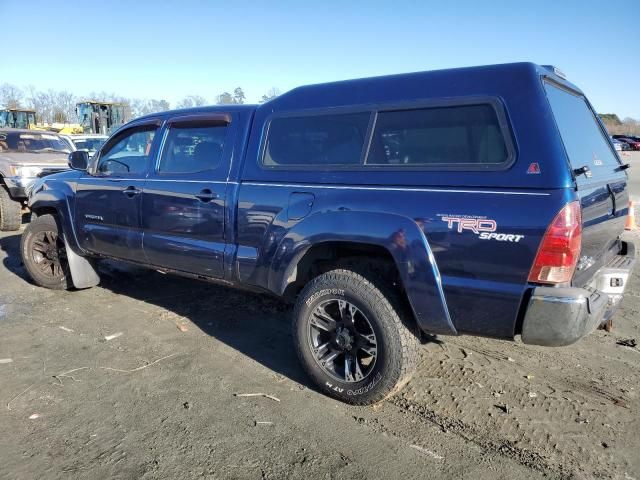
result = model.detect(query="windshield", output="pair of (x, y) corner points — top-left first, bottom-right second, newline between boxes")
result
(73, 137), (106, 152)
(0, 131), (72, 153)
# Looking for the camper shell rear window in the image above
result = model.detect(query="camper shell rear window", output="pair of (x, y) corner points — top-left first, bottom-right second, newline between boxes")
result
(544, 81), (621, 183)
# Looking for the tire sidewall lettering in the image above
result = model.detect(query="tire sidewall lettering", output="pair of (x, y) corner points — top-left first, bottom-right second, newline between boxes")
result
(303, 285), (386, 397)
(305, 288), (345, 307)
(346, 372), (383, 396)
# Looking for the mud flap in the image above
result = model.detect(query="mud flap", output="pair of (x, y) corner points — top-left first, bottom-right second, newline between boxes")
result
(63, 238), (100, 289)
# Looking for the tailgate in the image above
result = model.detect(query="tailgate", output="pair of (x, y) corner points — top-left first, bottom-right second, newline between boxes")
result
(544, 81), (628, 286)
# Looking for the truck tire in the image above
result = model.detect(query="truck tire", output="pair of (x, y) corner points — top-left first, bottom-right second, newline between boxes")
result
(0, 186), (22, 231)
(21, 214), (72, 290)
(293, 269), (420, 405)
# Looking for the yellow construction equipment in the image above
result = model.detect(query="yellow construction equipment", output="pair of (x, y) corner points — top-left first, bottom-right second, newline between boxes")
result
(0, 109), (83, 134)
(76, 101), (129, 135)
(0, 109), (37, 129)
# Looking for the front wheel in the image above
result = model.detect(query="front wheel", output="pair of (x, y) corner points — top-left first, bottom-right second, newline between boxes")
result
(293, 269), (420, 405)
(21, 214), (72, 290)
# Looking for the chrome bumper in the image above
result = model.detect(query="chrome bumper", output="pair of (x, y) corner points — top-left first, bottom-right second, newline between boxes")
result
(521, 241), (636, 346)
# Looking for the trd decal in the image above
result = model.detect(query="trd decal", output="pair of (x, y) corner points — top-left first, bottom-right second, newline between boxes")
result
(479, 232), (525, 242)
(441, 216), (496, 234)
(438, 214), (524, 242)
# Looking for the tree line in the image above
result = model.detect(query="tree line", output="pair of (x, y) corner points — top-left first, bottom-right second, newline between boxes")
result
(0, 83), (282, 124)
(5, 82), (635, 135)
(599, 114), (640, 137)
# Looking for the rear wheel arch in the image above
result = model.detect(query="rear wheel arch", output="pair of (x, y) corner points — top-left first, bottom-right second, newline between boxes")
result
(281, 241), (419, 332)
(269, 210), (455, 335)
(282, 241), (402, 293)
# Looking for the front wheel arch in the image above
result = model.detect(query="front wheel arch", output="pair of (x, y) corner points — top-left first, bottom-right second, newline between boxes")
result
(21, 213), (72, 289)
(22, 211), (100, 290)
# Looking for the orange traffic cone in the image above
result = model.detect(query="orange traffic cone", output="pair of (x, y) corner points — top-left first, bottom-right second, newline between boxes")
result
(626, 200), (637, 231)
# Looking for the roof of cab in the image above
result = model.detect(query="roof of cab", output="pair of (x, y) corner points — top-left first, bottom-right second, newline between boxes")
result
(133, 104), (257, 124)
(0, 128), (64, 136)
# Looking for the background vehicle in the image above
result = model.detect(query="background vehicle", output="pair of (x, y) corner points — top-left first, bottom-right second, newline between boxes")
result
(76, 101), (129, 135)
(0, 129), (71, 230)
(23, 63), (635, 404)
(63, 134), (108, 157)
(0, 109), (37, 129)
(616, 137), (640, 151)
(611, 137), (625, 151)
(612, 137), (631, 151)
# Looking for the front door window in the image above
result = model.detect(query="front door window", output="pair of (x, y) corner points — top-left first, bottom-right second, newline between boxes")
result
(96, 127), (157, 176)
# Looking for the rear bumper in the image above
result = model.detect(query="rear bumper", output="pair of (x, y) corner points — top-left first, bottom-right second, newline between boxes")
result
(521, 240), (636, 346)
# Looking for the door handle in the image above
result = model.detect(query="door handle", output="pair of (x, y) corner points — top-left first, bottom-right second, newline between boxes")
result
(195, 189), (218, 203)
(122, 186), (141, 197)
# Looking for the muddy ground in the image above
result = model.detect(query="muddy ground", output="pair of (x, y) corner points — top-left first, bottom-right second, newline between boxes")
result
(1, 154), (639, 479)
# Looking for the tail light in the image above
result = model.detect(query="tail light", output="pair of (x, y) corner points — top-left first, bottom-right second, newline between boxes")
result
(528, 201), (582, 284)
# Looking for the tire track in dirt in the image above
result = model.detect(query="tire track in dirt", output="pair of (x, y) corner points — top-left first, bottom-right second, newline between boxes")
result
(382, 330), (639, 479)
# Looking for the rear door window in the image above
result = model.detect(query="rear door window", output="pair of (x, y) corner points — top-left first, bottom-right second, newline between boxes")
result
(158, 124), (228, 174)
(544, 82), (621, 183)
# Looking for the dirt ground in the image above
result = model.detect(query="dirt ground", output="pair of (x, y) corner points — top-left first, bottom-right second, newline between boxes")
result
(1, 155), (639, 480)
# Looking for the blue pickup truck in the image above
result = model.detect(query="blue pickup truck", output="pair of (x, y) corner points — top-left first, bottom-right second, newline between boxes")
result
(21, 63), (635, 404)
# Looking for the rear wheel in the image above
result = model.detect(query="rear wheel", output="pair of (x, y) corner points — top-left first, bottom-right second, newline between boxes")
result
(21, 214), (71, 290)
(0, 186), (22, 231)
(293, 269), (420, 405)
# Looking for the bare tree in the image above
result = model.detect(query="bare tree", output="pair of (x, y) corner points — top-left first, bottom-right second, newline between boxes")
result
(53, 90), (77, 123)
(217, 92), (234, 105)
(129, 98), (171, 117)
(602, 113), (640, 137)
(150, 99), (170, 113)
(260, 87), (281, 103)
(0, 83), (24, 109)
(176, 95), (208, 109)
(35, 90), (55, 124)
(24, 85), (44, 122)
(233, 87), (246, 105)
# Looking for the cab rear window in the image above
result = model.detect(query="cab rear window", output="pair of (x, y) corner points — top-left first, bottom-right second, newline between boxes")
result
(544, 82), (620, 181)
(263, 113), (370, 166)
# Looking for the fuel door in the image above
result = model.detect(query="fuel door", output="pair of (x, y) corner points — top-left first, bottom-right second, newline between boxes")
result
(287, 192), (315, 221)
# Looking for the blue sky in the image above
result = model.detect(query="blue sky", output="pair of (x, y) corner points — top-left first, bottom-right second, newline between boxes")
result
(2, 0), (638, 117)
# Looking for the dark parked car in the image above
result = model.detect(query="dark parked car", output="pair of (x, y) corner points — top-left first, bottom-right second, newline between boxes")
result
(621, 138), (640, 150)
(22, 63), (635, 404)
(614, 138), (631, 151)
(613, 135), (640, 150)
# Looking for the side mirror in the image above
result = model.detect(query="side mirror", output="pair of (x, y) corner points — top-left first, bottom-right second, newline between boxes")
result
(68, 150), (89, 171)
